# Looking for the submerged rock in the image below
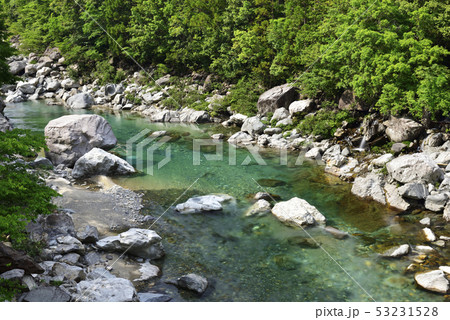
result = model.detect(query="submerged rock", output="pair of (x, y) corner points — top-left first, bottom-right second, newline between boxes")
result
(324, 226), (348, 240)
(138, 292), (171, 302)
(44, 115), (117, 167)
(257, 179), (286, 187)
(272, 197), (326, 227)
(415, 270), (449, 294)
(176, 273), (208, 295)
(72, 148), (135, 179)
(381, 244), (410, 258)
(96, 228), (164, 260)
(175, 194), (233, 214)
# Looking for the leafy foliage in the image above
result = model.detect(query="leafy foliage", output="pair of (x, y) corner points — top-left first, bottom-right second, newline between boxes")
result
(297, 109), (355, 139)
(1, 0), (449, 119)
(0, 129), (60, 245)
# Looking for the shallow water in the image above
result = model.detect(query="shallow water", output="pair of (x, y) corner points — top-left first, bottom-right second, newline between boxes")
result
(5, 101), (446, 302)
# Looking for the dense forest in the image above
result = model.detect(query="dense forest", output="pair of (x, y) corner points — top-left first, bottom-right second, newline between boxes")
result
(1, 0), (449, 120)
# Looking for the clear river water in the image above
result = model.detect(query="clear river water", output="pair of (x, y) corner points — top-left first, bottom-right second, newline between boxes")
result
(5, 101), (447, 302)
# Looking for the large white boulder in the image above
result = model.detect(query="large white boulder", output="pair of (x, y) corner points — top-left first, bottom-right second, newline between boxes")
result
(72, 148), (135, 179)
(257, 84), (299, 115)
(241, 116), (266, 136)
(271, 197), (326, 227)
(415, 270), (449, 294)
(75, 277), (138, 302)
(9, 60), (26, 75)
(66, 93), (94, 109)
(44, 115), (117, 167)
(228, 131), (253, 145)
(351, 173), (386, 205)
(384, 117), (424, 142)
(386, 154), (444, 184)
(289, 99), (314, 116)
(96, 228), (164, 260)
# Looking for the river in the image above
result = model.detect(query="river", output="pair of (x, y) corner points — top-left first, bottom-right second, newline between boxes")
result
(5, 100), (445, 302)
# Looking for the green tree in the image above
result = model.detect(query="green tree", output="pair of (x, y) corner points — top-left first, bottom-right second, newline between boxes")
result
(0, 129), (60, 245)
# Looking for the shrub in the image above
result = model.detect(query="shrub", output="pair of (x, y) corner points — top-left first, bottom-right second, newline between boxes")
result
(0, 129), (60, 246)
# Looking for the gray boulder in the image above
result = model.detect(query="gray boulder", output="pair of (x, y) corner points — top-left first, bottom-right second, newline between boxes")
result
(77, 225), (99, 244)
(423, 133), (444, 148)
(271, 197), (326, 227)
(46, 79), (61, 92)
(75, 277), (138, 302)
(384, 117), (424, 142)
(36, 67), (52, 77)
(72, 148), (135, 179)
(391, 143), (407, 154)
(52, 262), (86, 282)
(443, 202), (450, 222)
(228, 131), (253, 145)
(431, 152), (450, 166)
(241, 116), (266, 136)
(351, 173), (386, 205)
(386, 154), (444, 184)
(9, 60), (26, 75)
(415, 270), (449, 294)
(17, 82), (36, 94)
(0, 113), (12, 133)
(24, 64), (37, 76)
(135, 262), (160, 282)
(0, 269), (25, 281)
(44, 115), (117, 167)
(257, 84), (299, 115)
(271, 108), (290, 121)
(245, 199), (272, 217)
(229, 114), (248, 126)
(371, 154), (394, 167)
(264, 127), (282, 135)
(20, 287), (71, 302)
(398, 182), (429, 200)
(305, 147), (322, 160)
(384, 184), (411, 211)
(175, 194), (233, 214)
(96, 228), (164, 260)
(177, 274), (208, 295)
(289, 99), (314, 116)
(61, 79), (79, 89)
(66, 93), (94, 109)
(425, 193), (448, 212)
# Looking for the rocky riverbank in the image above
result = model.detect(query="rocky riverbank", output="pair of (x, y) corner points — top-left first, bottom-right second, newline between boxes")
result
(1, 48), (449, 299)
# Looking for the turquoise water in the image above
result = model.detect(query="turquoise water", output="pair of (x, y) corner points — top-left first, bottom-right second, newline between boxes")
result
(5, 101), (447, 302)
